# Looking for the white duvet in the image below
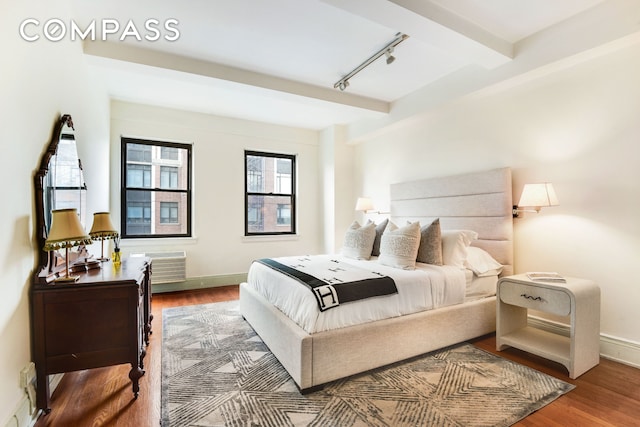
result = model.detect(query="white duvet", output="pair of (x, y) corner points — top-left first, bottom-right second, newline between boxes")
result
(246, 254), (467, 334)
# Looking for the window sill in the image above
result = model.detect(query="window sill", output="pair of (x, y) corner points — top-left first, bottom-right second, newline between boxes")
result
(242, 234), (299, 243)
(120, 236), (199, 248)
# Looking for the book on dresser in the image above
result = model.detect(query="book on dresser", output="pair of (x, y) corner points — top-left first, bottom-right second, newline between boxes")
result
(526, 272), (567, 282)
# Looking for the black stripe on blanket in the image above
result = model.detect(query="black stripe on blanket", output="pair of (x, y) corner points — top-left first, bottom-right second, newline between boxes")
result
(256, 258), (397, 312)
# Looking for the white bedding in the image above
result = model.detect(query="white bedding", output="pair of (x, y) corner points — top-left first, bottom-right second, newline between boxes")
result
(465, 269), (498, 302)
(246, 254), (472, 333)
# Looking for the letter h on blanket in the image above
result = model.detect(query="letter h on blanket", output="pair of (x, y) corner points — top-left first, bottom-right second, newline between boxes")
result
(313, 285), (339, 310)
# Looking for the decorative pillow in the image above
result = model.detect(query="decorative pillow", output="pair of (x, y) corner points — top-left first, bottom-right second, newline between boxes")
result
(378, 221), (421, 269)
(441, 229), (478, 268)
(371, 218), (388, 257)
(416, 218), (443, 265)
(341, 220), (376, 260)
(465, 246), (503, 277)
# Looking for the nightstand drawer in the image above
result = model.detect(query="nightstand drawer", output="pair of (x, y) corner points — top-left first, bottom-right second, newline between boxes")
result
(499, 282), (571, 316)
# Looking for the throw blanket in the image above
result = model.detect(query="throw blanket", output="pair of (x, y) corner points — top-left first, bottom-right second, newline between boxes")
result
(255, 256), (397, 311)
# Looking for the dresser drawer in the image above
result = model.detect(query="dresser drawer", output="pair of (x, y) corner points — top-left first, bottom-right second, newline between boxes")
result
(499, 281), (571, 316)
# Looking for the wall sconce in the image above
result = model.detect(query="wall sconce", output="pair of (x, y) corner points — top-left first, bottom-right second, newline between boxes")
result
(44, 208), (93, 282)
(513, 183), (559, 218)
(89, 212), (119, 261)
(355, 197), (389, 215)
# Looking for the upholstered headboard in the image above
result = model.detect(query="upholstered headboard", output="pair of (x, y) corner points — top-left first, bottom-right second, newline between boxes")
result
(390, 167), (513, 276)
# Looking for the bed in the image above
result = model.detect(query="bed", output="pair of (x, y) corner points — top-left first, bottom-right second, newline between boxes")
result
(239, 167), (513, 392)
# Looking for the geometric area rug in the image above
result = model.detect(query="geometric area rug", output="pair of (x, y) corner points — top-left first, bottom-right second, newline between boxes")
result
(162, 301), (574, 427)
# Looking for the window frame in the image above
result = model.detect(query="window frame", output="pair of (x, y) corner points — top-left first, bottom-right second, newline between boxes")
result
(244, 150), (296, 236)
(121, 137), (192, 239)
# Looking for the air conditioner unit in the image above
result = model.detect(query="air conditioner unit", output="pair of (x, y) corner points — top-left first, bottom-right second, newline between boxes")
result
(132, 251), (186, 284)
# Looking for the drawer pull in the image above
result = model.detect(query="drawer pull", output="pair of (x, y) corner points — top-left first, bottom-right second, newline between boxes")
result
(521, 293), (545, 302)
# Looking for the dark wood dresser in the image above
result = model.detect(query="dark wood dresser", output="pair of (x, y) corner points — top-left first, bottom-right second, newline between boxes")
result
(31, 256), (152, 413)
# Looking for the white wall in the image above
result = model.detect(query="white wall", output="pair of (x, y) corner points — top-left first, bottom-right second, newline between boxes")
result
(319, 125), (355, 254)
(319, 128), (337, 253)
(353, 42), (640, 347)
(110, 101), (323, 279)
(0, 0), (110, 422)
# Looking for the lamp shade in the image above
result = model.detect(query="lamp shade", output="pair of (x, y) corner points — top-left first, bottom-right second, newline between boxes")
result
(44, 208), (92, 251)
(517, 183), (559, 208)
(355, 197), (374, 212)
(89, 212), (118, 239)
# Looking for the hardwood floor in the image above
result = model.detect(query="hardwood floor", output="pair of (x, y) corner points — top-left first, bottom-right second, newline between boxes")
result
(33, 286), (239, 427)
(35, 285), (640, 427)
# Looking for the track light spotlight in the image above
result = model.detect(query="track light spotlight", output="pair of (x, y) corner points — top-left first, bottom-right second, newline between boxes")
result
(333, 32), (409, 91)
(385, 48), (395, 64)
(337, 80), (350, 91)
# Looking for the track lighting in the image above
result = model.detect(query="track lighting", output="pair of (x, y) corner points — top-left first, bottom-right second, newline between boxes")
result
(334, 32), (408, 91)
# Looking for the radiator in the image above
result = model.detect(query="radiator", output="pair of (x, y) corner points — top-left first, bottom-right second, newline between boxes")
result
(135, 251), (186, 284)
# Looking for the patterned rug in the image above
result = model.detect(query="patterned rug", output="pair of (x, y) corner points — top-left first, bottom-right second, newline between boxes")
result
(162, 301), (574, 427)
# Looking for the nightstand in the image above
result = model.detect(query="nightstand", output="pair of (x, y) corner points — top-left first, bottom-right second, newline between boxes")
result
(496, 274), (600, 379)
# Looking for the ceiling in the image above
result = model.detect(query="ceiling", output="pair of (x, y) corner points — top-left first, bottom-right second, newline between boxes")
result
(73, 0), (609, 130)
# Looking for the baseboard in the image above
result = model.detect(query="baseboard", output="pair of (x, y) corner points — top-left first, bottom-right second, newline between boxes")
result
(599, 334), (640, 369)
(3, 394), (36, 427)
(528, 316), (640, 369)
(1, 370), (64, 427)
(4, 372), (71, 427)
(151, 273), (247, 293)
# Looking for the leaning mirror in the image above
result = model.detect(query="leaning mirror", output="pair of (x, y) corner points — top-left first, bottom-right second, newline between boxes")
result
(34, 114), (88, 278)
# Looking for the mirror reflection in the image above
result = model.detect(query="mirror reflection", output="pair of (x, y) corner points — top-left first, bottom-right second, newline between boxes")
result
(43, 127), (87, 234)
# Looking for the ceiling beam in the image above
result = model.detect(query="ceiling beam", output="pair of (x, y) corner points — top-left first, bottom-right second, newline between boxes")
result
(83, 41), (390, 114)
(320, 0), (513, 68)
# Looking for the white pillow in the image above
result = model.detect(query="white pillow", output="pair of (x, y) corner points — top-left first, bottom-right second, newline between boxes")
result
(465, 246), (503, 277)
(441, 229), (478, 268)
(378, 221), (421, 269)
(341, 220), (376, 260)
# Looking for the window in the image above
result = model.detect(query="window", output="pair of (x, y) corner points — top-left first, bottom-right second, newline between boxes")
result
(275, 159), (292, 193)
(127, 200), (152, 235)
(247, 200), (263, 230)
(128, 143), (152, 162)
(160, 146), (179, 160)
(121, 138), (192, 238)
(160, 202), (179, 223)
(245, 150), (295, 235)
(127, 164), (151, 188)
(276, 204), (291, 225)
(247, 160), (263, 192)
(160, 166), (178, 189)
